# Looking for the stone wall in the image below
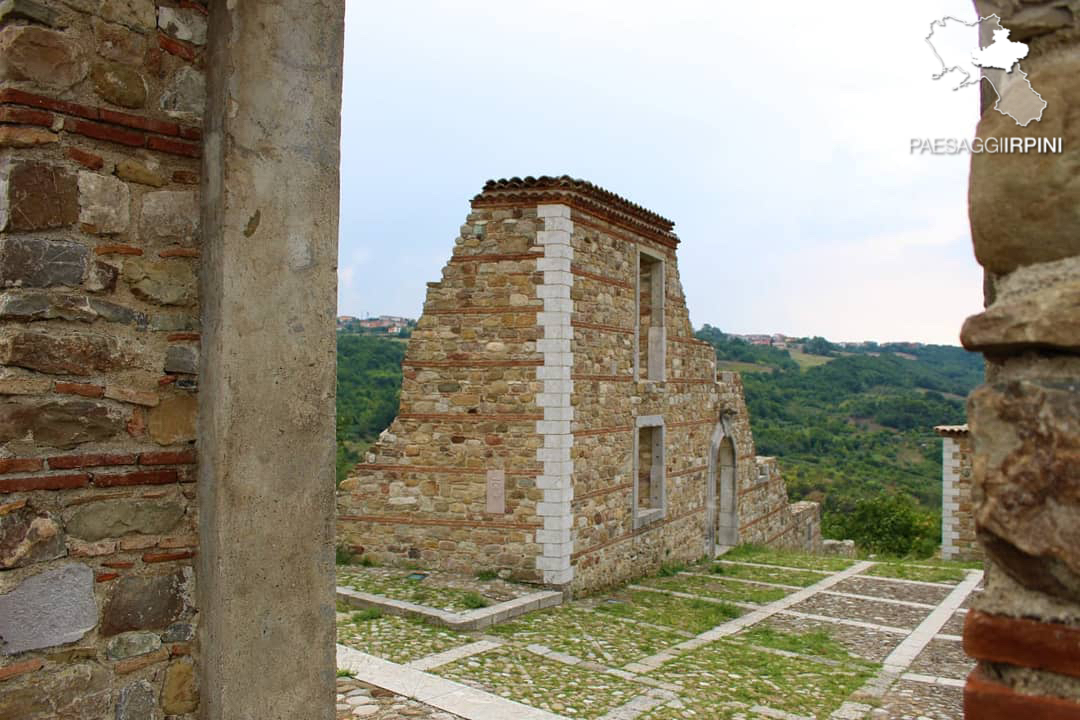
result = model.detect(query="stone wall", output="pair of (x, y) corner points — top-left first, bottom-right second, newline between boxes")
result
(0, 1), (205, 717)
(961, 1), (1080, 715)
(338, 176), (821, 593)
(936, 426), (980, 562)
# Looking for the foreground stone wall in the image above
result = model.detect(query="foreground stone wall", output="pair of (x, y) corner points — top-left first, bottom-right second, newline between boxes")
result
(0, 1), (205, 717)
(338, 177), (821, 592)
(961, 1), (1080, 715)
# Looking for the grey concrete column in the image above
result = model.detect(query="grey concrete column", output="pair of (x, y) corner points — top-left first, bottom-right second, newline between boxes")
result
(198, 3), (344, 718)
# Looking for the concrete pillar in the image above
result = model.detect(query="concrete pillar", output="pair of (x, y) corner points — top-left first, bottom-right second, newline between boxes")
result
(198, 2), (344, 718)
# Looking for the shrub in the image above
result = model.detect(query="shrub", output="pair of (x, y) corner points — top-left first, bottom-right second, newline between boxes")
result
(824, 493), (938, 558)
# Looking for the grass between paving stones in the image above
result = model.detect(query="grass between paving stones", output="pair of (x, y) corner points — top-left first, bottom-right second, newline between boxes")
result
(489, 606), (685, 666)
(723, 544), (857, 572)
(593, 589), (741, 634)
(710, 561), (826, 587)
(863, 562), (966, 584)
(648, 638), (876, 717)
(639, 573), (791, 605)
(734, 625), (878, 667)
(434, 645), (641, 719)
(336, 612), (472, 664)
(338, 568), (504, 612)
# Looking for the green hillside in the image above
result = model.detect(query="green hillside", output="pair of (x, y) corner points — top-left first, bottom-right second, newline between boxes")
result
(696, 326), (984, 554)
(336, 333), (406, 482)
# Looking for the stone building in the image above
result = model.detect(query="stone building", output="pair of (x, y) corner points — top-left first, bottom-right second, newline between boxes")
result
(337, 176), (820, 592)
(935, 424), (980, 562)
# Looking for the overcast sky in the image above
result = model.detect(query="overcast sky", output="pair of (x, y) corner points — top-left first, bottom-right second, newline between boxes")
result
(337, 1), (985, 345)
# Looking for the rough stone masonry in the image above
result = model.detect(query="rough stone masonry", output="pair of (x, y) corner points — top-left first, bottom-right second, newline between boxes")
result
(960, 1), (1080, 717)
(0, 1), (344, 719)
(337, 176), (821, 592)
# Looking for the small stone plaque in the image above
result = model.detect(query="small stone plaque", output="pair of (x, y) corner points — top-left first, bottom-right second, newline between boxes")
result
(486, 469), (506, 514)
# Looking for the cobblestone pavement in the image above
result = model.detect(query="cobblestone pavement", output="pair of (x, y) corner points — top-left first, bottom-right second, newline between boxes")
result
(336, 676), (466, 719)
(337, 550), (982, 720)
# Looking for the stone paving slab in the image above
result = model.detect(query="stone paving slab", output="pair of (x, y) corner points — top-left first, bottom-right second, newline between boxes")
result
(787, 593), (932, 630)
(746, 614), (903, 664)
(830, 576), (953, 606)
(338, 585), (563, 631)
(338, 644), (569, 720)
(940, 611), (967, 636)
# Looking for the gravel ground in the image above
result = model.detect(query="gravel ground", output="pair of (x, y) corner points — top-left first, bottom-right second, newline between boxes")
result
(909, 639), (975, 680)
(872, 679), (963, 720)
(755, 614), (904, 664)
(831, 576), (952, 606)
(789, 593), (933, 630)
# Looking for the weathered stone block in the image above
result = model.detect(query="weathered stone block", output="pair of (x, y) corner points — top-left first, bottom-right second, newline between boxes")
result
(963, 280), (1080, 353)
(0, 162), (79, 232)
(139, 191), (198, 244)
(165, 344), (199, 374)
(115, 159), (166, 187)
(971, 379), (1080, 600)
(0, 126), (58, 148)
(0, 662), (109, 718)
(0, 329), (129, 376)
(157, 6), (206, 45)
(970, 54), (1080, 273)
(116, 679), (160, 720)
(86, 260), (119, 293)
(150, 311), (198, 332)
(162, 659), (198, 714)
(91, 61), (147, 109)
(100, 570), (189, 635)
(66, 498), (184, 541)
(162, 621), (194, 642)
(106, 631), (162, 660)
(93, 16), (147, 63)
(0, 237), (88, 288)
(123, 258), (196, 305)
(147, 394), (196, 445)
(0, 503), (64, 569)
(161, 65), (206, 118)
(100, 0), (156, 31)
(0, 399), (124, 449)
(0, 563), (97, 653)
(0, 25), (86, 88)
(78, 171), (130, 235)
(0, 0), (59, 27)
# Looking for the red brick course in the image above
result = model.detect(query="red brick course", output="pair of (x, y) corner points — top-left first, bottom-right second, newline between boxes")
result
(0, 458), (43, 474)
(93, 469), (179, 487)
(965, 610), (1080, 680)
(0, 473), (89, 492)
(965, 669), (1080, 720)
(49, 453), (138, 470)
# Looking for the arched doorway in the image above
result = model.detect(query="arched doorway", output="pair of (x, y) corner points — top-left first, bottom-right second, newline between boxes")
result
(707, 422), (739, 555)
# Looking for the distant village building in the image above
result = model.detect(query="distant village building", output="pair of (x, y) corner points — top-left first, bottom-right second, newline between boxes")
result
(935, 424), (981, 561)
(337, 176), (821, 592)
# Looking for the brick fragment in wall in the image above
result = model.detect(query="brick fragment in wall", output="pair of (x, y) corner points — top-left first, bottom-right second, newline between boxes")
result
(0, 161), (79, 231)
(0, 236), (89, 288)
(0, 398), (125, 449)
(0, 503), (65, 569)
(0, 25), (87, 88)
(0, 563), (97, 653)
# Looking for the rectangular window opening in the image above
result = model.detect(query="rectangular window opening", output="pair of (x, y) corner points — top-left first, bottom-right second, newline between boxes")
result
(635, 422), (665, 527)
(637, 251), (665, 381)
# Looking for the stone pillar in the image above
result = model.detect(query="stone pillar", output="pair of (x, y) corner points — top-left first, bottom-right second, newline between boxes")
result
(961, 1), (1080, 715)
(198, 2), (344, 718)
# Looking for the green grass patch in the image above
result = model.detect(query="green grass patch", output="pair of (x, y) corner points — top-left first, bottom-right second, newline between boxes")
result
(723, 544), (855, 572)
(736, 626), (874, 666)
(338, 568), (504, 612)
(337, 613), (471, 664)
(711, 561), (826, 587)
(490, 606), (684, 666)
(594, 590), (740, 634)
(350, 608), (382, 622)
(475, 569), (499, 581)
(638, 574), (789, 605)
(435, 646), (640, 718)
(462, 591), (489, 609)
(650, 639), (876, 717)
(864, 563), (965, 583)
